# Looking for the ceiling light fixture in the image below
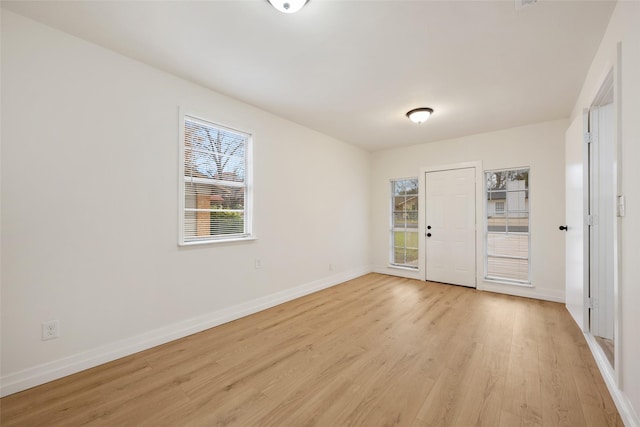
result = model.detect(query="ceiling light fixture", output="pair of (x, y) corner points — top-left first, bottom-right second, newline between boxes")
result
(268, 0), (309, 14)
(406, 108), (434, 124)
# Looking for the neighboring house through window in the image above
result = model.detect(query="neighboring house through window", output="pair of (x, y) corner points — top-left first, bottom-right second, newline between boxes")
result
(180, 114), (252, 244)
(485, 168), (530, 283)
(391, 178), (419, 268)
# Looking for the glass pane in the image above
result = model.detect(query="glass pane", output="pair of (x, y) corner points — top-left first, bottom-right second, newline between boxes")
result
(506, 212), (529, 233)
(487, 256), (528, 282)
(394, 231), (405, 247)
(185, 183), (245, 211)
(211, 212), (245, 235)
(487, 169), (529, 229)
(487, 233), (528, 258)
(391, 178), (418, 268)
(485, 168), (530, 282)
(393, 247), (406, 265)
(487, 217), (507, 232)
(405, 249), (419, 267)
(486, 169), (528, 192)
(404, 196), (418, 212)
(405, 211), (418, 228)
(185, 118), (247, 182)
(393, 212), (406, 228)
(405, 232), (419, 249)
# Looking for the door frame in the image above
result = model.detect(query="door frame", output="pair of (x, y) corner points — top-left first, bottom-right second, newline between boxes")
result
(419, 161), (483, 287)
(584, 66), (621, 377)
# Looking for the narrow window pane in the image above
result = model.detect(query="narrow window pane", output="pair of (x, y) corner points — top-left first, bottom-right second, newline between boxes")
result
(391, 178), (419, 269)
(485, 168), (530, 283)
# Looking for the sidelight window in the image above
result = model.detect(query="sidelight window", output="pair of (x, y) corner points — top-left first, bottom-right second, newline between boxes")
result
(391, 178), (419, 268)
(485, 168), (530, 283)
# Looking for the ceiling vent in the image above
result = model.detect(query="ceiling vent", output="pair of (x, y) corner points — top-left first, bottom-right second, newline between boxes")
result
(515, 0), (537, 10)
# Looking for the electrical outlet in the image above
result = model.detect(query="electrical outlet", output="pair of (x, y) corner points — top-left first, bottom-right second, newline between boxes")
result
(42, 320), (60, 341)
(254, 258), (262, 269)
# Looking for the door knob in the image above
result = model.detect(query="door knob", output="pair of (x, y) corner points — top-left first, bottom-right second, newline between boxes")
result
(559, 225), (568, 231)
(427, 233), (432, 237)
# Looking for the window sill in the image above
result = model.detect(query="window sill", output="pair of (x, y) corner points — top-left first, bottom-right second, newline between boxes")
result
(388, 264), (419, 272)
(483, 277), (532, 288)
(179, 236), (257, 246)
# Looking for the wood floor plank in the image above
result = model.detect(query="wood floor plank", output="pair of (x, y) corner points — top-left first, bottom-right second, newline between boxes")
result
(0, 273), (622, 426)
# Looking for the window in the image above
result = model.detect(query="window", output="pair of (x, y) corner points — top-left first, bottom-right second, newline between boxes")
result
(391, 178), (418, 268)
(485, 168), (530, 283)
(180, 114), (252, 244)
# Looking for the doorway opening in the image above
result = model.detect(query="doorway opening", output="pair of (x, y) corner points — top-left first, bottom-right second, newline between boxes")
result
(586, 69), (617, 368)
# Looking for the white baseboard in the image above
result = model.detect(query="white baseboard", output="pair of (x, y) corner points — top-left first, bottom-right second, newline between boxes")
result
(584, 334), (640, 427)
(0, 266), (372, 397)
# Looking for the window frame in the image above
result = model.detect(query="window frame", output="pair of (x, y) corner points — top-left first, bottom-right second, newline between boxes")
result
(178, 111), (254, 246)
(390, 177), (419, 270)
(484, 167), (531, 285)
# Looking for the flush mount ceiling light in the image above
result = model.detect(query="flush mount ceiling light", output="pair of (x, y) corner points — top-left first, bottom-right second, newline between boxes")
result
(268, 0), (309, 14)
(406, 108), (434, 124)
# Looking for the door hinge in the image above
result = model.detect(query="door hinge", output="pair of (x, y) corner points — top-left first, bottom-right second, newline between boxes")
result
(587, 297), (596, 309)
(618, 195), (626, 217)
(584, 132), (592, 144)
(585, 215), (598, 226)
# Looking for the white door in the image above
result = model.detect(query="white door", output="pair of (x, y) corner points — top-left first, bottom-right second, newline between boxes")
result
(589, 103), (615, 340)
(564, 114), (588, 330)
(425, 168), (476, 287)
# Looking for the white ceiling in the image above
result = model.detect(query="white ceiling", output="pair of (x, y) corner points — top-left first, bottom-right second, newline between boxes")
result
(2, 0), (615, 151)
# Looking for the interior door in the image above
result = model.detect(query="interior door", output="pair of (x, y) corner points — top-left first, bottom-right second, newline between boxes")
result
(589, 103), (615, 341)
(425, 167), (476, 287)
(564, 114), (587, 330)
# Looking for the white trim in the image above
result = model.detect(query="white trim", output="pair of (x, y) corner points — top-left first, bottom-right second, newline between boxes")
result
(179, 236), (257, 246)
(584, 334), (640, 427)
(387, 264), (419, 272)
(483, 277), (533, 287)
(481, 281), (564, 303)
(372, 265), (421, 280)
(0, 266), (371, 398)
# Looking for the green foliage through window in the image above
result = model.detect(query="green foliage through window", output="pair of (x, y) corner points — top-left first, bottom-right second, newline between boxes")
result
(391, 178), (419, 268)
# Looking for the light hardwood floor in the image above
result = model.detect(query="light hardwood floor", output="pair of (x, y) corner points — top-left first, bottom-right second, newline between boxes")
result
(0, 274), (623, 426)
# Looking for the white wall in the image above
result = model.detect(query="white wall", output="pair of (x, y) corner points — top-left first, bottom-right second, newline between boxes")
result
(0, 11), (371, 395)
(566, 1), (640, 424)
(371, 119), (567, 302)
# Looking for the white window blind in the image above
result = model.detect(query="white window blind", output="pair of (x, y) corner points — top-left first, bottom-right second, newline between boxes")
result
(180, 115), (252, 244)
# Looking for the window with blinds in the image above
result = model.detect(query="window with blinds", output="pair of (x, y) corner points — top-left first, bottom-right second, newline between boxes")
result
(180, 114), (252, 244)
(485, 167), (530, 283)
